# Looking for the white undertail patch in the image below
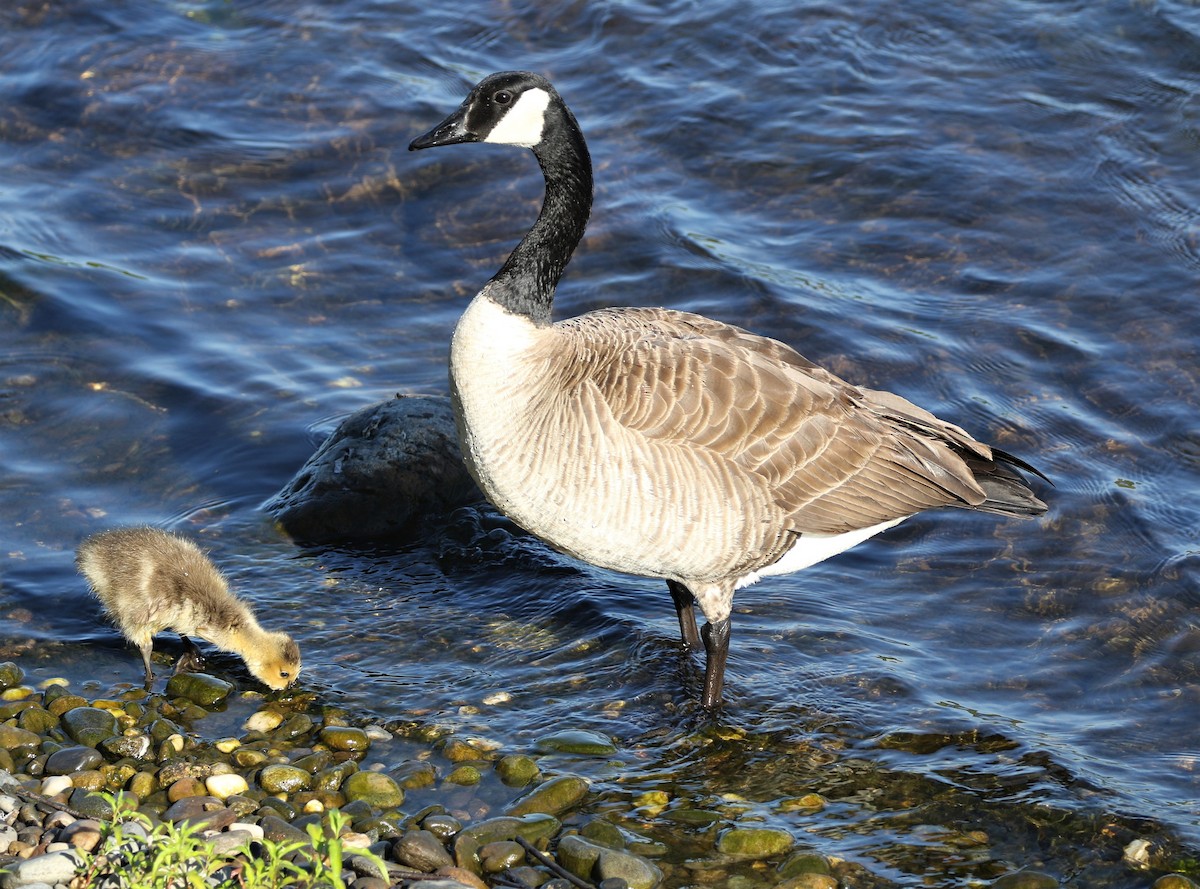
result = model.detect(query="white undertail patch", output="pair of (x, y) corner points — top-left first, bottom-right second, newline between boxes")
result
(485, 87), (552, 148)
(735, 517), (909, 590)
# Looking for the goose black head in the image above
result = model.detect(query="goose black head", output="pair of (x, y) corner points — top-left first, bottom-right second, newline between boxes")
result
(409, 71), (559, 151)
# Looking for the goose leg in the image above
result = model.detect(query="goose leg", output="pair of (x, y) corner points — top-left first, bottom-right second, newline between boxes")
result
(700, 617), (731, 709)
(667, 580), (702, 652)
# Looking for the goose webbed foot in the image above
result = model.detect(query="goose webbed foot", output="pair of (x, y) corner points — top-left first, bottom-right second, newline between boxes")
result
(667, 580), (703, 652)
(700, 617), (731, 710)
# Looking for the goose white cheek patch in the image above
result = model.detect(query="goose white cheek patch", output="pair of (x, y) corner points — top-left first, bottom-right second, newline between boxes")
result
(485, 87), (551, 147)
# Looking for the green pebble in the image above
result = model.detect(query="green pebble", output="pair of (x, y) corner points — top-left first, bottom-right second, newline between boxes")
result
(596, 845), (664, 889)
(291, 750), (333, 773)
(717, 827), (795, 859)
(319, 726), (370, 753)
(259, 764), (313, 794)
(17, 706), (58, 734)
(165, 672), (233, 708)
(67, 789), (119, 819)
(534, 729), (617, 756)
(127, 771), (157, 799)
(0, 724), (42, 751)
(273, 713), (314, 741)
(454, 813), (562, 871)
(778, 850), (833, 878)
(581, 818), (624, 849)
(495, 754), (540, 787)
(0, 662), (24, 690)
(1154, 876), (1200, 889)
(393, 761), (436, 790)
(992, 872), (1059, 889)
(342, 771), (405, 808)
(480, 840), (525, 874)
(662, 807), (721, 825)
(422, 814), (463, 841)
(505, 775), (590, 817)
(234, 748), (269, 769)
(446, 764), (482, 785)
(314, 761), (360, 792)
(256, 797), (297, 820)
(60, 707), (119, 748)
(556, 835), (601, 880)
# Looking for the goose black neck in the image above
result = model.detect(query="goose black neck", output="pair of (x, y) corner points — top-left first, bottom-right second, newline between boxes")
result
(488, 108), (592, 326)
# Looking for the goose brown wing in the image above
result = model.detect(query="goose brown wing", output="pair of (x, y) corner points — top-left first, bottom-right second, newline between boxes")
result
(560, 307), (992, 534)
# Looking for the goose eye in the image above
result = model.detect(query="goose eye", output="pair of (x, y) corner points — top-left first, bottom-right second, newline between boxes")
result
(280, 671), (290, 678)
(494, 89), (513, 105)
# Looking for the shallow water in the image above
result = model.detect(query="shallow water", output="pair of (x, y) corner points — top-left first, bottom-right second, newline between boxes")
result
(2, 0), (1199, 884)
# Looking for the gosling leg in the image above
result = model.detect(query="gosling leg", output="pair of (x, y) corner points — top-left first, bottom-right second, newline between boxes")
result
(700, 617), (731, 709)
(666, 580), (702, 652)
(138, 644), (155, 688)
(174, 635), (206, 674)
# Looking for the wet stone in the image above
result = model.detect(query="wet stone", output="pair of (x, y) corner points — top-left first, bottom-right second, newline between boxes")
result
(778, 850), (834, 878)
(506, 775), (590, 817)
(535, 729), (618, 756)
(596, 847), (663, 889)
(320, 726), (370, 753)
(446, 765), (482, 785)
(1154, 876), (1200, 889)
(495, 754), (540, 787)
(274, 713), (315, 741)
(0, 725), (44, 751)
(46, 694), (89, 718)
(259, 764), (313, 794)
(557, 835), (603, 880)
(394, 828), (455, 872)
(0, 662), (23, 690)
(717, 827), (795, 859)
(259, 814), (309, 844)
(992, 872), (1060, 889)
(3, 849), (82, 885)
(393, 761), (436, 790)
(479, 839), (524, 873)
(266, 395), (479, 542)
(17, 706), (57, 735)
(422, 814), (463, 841)
(98, 733), (152, 761)
(776, 875), (838, 889)
(66, 789), (118, 820)
(44, 745), (102, 776)
(342, 771), (404, 808)
(165, 672), (233, 707)
(60, 707), (119, 748)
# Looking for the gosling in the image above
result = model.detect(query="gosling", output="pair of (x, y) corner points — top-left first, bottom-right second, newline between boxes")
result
(76, 526), (301, 690)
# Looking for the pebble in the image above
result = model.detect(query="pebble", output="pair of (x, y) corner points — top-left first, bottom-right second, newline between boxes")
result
(0, 849), (83, 887)
(243, 710), (284, 733)
(205, 773), (250, 800)
(58, 707), (118, 747)
(505, 774), (590, 817)
(716, 826), (795, 859)
(395, 829), (456, 871)
(342, 771), (404, 808)
(42, 746), (102, 776)
(37, 776), (72, 797)
(534, 729), (618, 756)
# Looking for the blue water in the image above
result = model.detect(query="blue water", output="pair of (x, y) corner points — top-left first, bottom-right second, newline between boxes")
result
(2, 0), (1200, 884)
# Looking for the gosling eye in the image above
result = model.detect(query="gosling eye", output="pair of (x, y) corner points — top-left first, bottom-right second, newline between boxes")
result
(494, 89), (513, 105)
(280, 671), (290, 679)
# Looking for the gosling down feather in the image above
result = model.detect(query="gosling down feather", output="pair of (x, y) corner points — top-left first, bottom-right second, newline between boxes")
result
(77, 527), (301, 690)
(409, 71), (1048, 708)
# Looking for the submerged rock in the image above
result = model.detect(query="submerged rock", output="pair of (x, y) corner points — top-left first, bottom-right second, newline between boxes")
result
(266, 395), (479, 542)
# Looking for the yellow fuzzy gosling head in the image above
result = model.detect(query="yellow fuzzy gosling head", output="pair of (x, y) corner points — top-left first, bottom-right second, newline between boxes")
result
(245, 632), (302, 690)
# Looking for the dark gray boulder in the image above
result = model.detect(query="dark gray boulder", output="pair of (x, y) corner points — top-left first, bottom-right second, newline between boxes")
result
(266, 395), (479, 542)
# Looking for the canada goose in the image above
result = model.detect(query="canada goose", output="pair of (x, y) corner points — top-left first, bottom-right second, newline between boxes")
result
(76, 527), (301, 690)
(409, 71), (1048, 708)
